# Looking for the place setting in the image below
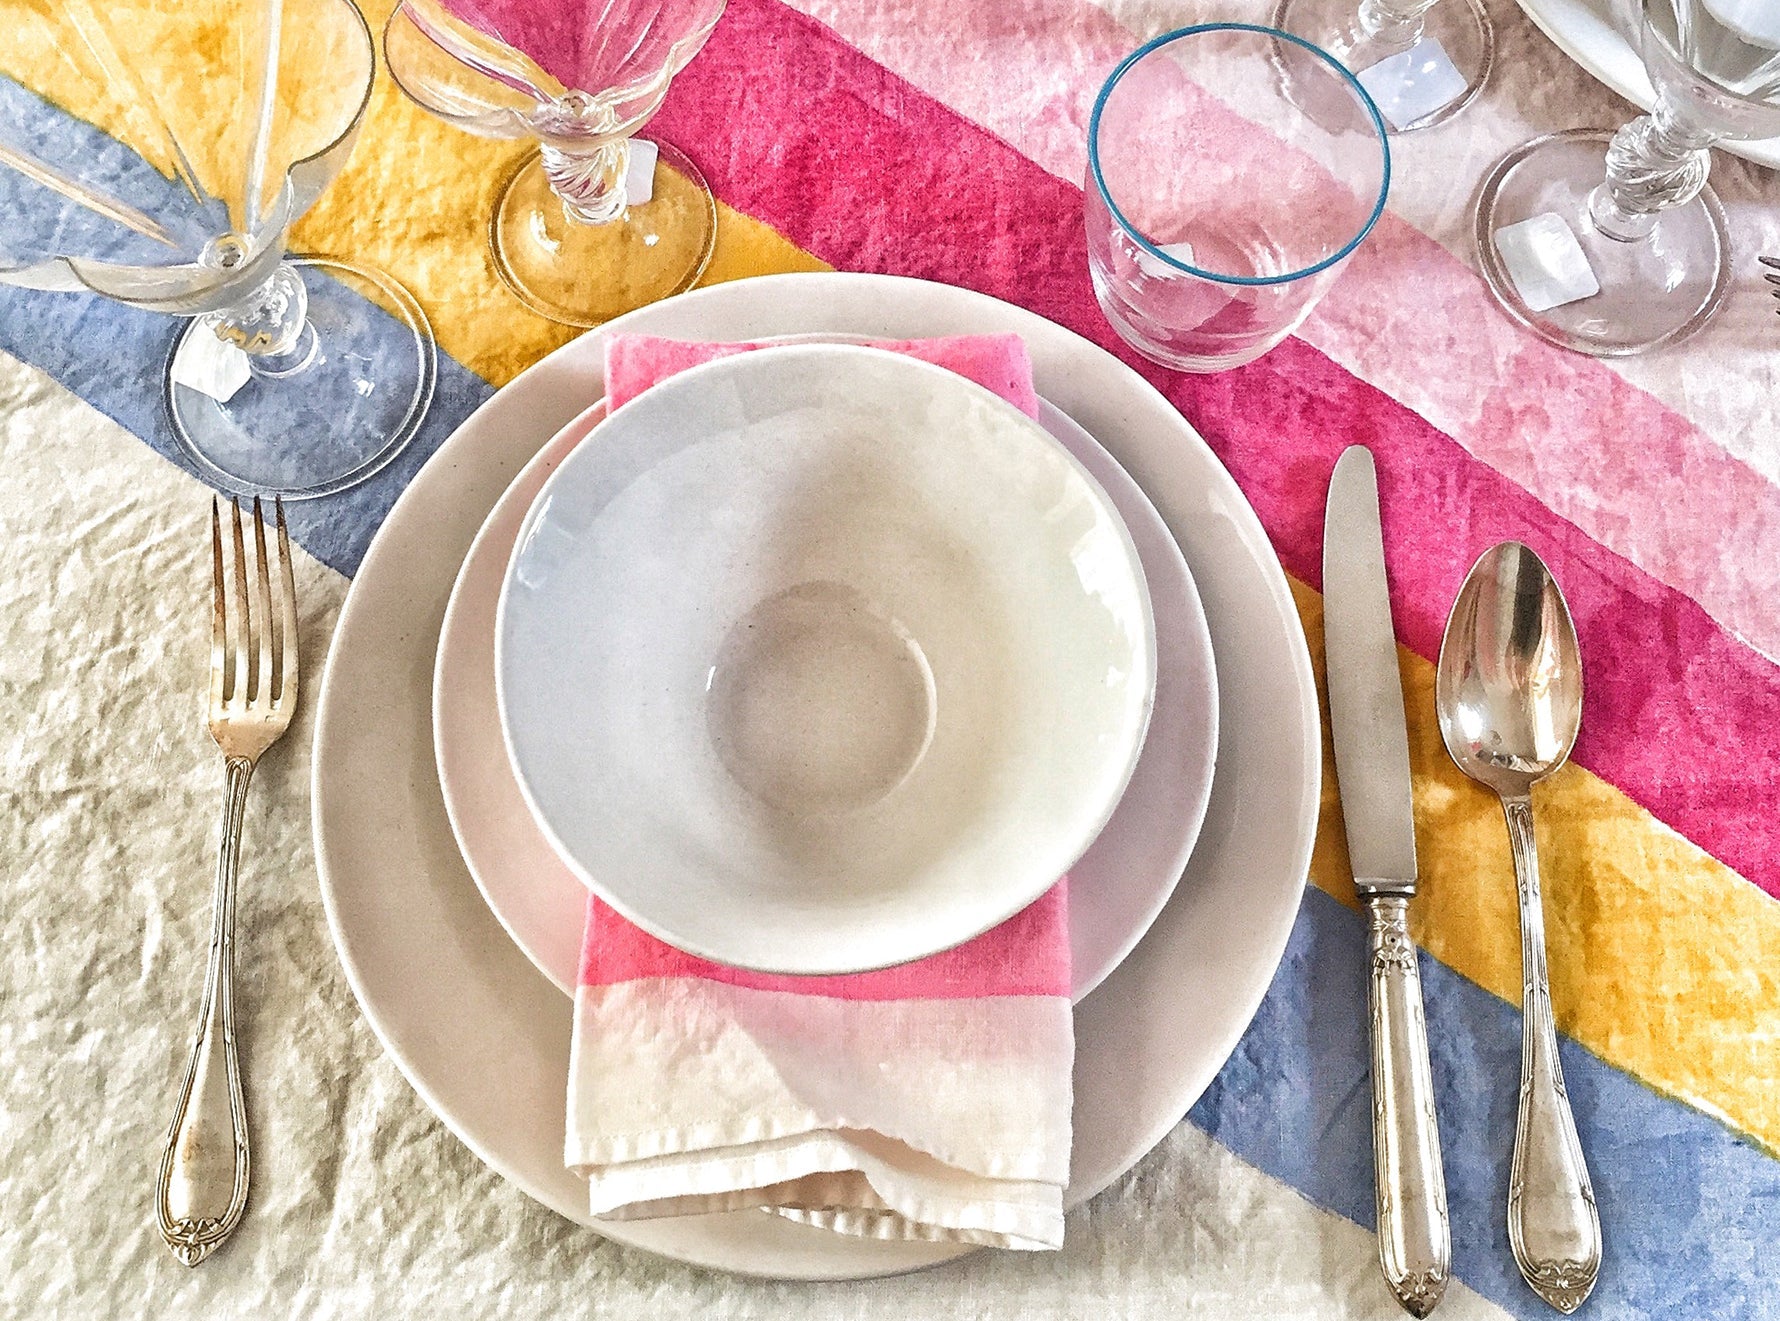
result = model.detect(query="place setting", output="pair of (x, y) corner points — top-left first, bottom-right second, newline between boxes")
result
(1, 0), (1777, 1314)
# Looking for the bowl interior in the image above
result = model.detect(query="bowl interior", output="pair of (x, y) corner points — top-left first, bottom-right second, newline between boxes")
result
(496, 344), (1156, 973)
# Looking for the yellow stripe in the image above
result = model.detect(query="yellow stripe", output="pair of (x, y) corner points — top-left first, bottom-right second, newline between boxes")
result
(1293, 577), (1780, 1154)
(8, 4), (1778, 1156)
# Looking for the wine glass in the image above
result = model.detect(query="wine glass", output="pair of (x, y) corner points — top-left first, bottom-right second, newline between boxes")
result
(1086, 24), (1391, 372)
(1271, 0), (1493, 132)
(384, 0), (725, 328)
(1474, 0), (1780, 356)
(0, 0), (437, 500)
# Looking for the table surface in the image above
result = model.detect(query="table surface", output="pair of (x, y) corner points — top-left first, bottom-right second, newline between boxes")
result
(2, 0), (1778, 1317)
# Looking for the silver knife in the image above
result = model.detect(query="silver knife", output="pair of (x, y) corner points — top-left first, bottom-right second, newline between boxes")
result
(1324, 445), (1450, 1318)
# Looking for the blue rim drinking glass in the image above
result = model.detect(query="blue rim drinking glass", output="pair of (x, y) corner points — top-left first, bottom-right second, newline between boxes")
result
(1086, 24), (1391, 373)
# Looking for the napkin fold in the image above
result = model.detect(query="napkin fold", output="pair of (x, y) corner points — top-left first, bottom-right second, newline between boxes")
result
(563, 333), (1073, 1250)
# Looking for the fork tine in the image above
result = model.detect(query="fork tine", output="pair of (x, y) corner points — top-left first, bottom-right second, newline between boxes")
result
(229, 497), (249, 708)
(1763, 272), (1780, 288)
(210, 499), (227, 711)
(274, 497), (298, 709)
(251, 497), (273, 706)
(1762, 255), (1780, 271)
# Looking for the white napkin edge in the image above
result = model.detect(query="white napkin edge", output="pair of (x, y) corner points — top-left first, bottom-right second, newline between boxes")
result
(575, 1130), (1064, 1249)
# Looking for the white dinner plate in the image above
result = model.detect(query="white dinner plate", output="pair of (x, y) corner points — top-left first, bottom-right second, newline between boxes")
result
(1516, 0), (1780, 170)
(496, 345), (1157, 974)
(434, 384), (1218, 1000)
(312, 272), (1320, 1279)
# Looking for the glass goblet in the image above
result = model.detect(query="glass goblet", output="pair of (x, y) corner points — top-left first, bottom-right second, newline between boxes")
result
(0, 0), (437, 500)
(1271, 0), (1493, 132)
(1474, 0), (1780, 356)
(384, 0), (725, 328)
(1087, 24), (1391, 373)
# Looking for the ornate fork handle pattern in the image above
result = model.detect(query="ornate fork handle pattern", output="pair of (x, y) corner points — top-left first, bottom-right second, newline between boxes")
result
(155, 755), (255, 1267)
(1502, 794), (1601, 1314)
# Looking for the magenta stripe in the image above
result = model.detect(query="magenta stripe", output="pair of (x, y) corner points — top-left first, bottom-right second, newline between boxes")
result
(657, 0), (1780, 898)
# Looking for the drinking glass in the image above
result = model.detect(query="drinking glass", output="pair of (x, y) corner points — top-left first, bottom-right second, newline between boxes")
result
(1474, 0), (1780, 356)
(385, 0), (725, 328)
(0, 0), (437, 500)
(1087, 25), (1390, 373)
(1271, 0), (1493, 133)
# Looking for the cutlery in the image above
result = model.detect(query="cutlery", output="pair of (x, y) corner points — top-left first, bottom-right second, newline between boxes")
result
(154, 497), (299, 1266)
(1761, 255), (1780, 312)
(1323, 446), (1450, 1318)
(1435, 541), (1600, 1313)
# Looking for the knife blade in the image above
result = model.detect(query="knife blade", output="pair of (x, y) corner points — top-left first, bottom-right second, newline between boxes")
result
(1323, 444), (1450, 1319)
(1324, 445), (1417, 894)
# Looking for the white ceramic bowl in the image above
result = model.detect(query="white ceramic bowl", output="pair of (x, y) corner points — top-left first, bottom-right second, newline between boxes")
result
(496, 344), (1155, 974)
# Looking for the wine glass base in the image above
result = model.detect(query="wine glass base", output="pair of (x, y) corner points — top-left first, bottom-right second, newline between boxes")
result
(491, 141), (718, 328)
(166, 257), (437, 500)
(1272, 0), (1493, 132)
(1474, 130), (1730, 357)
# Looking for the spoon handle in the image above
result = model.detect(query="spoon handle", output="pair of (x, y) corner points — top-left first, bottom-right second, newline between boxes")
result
(1501, 792), (1601, 1313)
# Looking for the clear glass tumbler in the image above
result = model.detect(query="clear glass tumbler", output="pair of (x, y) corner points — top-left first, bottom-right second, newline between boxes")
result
(1087, 25), (1391, 373)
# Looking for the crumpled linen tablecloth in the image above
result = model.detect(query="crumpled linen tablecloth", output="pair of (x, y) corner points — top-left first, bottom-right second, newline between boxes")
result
(2, 0), (1778, 1317)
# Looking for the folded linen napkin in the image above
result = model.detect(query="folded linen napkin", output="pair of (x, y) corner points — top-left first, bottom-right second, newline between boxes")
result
(562, 333), (1073, 1250)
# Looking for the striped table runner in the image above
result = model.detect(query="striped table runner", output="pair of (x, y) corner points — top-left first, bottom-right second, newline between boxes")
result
(1, 0), (1775, 1316)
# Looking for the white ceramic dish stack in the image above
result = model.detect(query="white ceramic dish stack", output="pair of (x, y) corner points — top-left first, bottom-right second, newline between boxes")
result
(312, 271), (1321, 1280)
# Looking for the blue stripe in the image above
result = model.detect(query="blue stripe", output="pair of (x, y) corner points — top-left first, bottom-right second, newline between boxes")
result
(5, 72), (1778, 1318)
(1189, 886), (1780, 1320)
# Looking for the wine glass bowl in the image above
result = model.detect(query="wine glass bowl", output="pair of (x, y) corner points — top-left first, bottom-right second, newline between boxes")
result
(384, 0), (726, 327)
(0, 0), (437, 499)
(1474, 0), (1780, 356)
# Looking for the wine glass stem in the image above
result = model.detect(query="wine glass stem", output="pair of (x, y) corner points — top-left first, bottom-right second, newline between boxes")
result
(1588, 105), (1715, 242)
(542, 141), (630, 225)
(207, 261), (317, 376)
(1356, 0), (1437, 50)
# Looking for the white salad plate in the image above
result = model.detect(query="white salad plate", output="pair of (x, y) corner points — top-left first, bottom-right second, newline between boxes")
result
(496, 344), (1157, 975)
(312, 272), (1320, 1280)
(434, 380), (1218, 1000)
(1517, 0), (1780, 170)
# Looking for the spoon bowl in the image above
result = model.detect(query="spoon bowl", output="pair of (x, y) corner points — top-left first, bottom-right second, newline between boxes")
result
(1435, 541), (1583, 797)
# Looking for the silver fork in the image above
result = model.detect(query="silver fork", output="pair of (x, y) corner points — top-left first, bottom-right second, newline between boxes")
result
(154, 497), (299, 1266)
(1761, 256), (1780, 312)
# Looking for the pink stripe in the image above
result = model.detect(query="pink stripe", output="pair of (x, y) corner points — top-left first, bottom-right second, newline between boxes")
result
(578, 883), (1072, 998)
(777, 0), (1780, 666)
(656, 0), (1780, 898)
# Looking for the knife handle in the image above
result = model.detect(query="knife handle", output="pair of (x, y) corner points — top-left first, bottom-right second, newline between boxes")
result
(1366, 896), (1451, 1318)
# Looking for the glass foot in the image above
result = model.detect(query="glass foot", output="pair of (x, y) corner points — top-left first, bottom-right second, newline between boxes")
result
(166, 257), (437, 500)
(1272, 0), (1493, 132)
(491, 140), (717, 328)
(1474, 129), (1730, 357)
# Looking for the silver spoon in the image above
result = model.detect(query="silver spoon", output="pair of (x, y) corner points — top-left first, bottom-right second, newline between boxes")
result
(1435, 542), (1601, 1314)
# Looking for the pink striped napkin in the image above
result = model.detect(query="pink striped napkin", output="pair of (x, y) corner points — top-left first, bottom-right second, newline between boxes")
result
(562, 334), (1073, 1249)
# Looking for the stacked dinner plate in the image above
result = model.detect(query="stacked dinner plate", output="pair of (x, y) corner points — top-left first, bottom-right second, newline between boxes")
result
(311, 272), (1322, 1279)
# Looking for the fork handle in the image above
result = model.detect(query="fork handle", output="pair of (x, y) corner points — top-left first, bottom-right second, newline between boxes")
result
(155, 755), (255, 1266)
